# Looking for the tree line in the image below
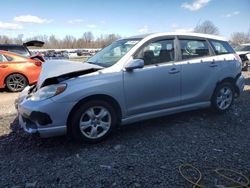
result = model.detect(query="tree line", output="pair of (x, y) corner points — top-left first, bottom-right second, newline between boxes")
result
(0, 32), (121, 49)
(0, 21), (250, 48)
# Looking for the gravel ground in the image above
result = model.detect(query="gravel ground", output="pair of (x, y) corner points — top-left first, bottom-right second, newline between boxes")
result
(0, 72), (249, 188)
(0, 90), (18, 116)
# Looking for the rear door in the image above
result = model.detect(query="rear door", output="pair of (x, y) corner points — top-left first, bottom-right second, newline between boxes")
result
(177, 37), (220, 105)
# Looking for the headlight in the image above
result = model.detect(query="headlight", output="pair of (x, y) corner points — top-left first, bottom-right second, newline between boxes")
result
(30, 84), (67, 101)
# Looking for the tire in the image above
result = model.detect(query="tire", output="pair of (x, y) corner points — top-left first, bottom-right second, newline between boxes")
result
(5, 74), (28, 92)
(69, 100), (118, 143)
(211, 82), (235, 113)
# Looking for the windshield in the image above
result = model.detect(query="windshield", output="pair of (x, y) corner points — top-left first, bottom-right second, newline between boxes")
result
(235, 45), (250, 51)
(86, 38), (141, 67)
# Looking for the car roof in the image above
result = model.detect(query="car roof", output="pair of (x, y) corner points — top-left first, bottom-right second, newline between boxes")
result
(125, 32), (227, 41)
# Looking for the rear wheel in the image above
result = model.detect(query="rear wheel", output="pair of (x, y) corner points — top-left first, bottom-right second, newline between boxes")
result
(5, 74), (28, 92)
(69, 100), (118, 143)
(211, 82), (235, 112)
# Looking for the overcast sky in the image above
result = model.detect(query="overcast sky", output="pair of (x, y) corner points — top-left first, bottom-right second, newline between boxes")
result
(0, 0), (249, 39)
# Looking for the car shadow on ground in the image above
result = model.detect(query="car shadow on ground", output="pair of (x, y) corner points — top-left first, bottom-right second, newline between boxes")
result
(0, 107), (224, 151)
(0, 88), (18, 93)
(0, 88), (7, 92)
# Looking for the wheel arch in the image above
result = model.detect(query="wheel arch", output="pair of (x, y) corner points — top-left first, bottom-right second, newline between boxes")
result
(213, 75), (240, 99)
(67, 94), (122, 129)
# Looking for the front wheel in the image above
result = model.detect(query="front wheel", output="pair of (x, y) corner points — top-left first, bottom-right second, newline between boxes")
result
(211, 82), (235, 112)
(69, 100), (118, 143)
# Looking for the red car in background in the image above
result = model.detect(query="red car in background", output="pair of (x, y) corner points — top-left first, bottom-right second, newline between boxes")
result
(0, 50), (42, 92)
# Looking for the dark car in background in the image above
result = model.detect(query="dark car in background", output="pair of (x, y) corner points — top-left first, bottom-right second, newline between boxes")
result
(0, 40), (45, 62)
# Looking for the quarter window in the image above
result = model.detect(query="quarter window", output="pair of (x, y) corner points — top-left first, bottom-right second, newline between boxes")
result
(134, 39), (175, 66)
(210, 40), (235, 55)
(180, 39), (210, 60)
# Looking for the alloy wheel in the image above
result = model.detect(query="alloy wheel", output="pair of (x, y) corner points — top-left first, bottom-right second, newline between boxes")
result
(6, 74), (27, 92)
(79, 106), (112, 139)
(216, 86), (233, 110)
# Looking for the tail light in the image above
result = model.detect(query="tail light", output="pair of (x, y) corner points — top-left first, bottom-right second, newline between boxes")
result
(34, 61), (42, 66)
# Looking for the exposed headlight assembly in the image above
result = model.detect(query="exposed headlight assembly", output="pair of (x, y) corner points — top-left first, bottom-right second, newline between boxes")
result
(30, 84), (67, 101)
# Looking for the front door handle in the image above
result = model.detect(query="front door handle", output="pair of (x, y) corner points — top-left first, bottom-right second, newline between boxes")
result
(0, 65), (8, 68)
(169, 68), (180, 74)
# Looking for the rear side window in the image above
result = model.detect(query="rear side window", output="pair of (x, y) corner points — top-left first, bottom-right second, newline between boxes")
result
(7, 46), (30, 57)
(209, 40), (235, 55)
(180, 39), (210, 60)
(5, 55), (14, 61)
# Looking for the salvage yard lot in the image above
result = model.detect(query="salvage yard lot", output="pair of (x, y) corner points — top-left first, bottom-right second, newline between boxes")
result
(0, 72), (249, 187)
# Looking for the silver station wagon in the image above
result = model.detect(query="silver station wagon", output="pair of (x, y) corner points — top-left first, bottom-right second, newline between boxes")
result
(16, 32), (245, 143)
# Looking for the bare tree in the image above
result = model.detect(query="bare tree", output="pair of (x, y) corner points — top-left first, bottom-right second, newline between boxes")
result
(13, 34), (24, 44)
(194, 20), (219, 35)
(0, 35), (12, 44)
(83, 32), (94, 43)
(230, 31), (250, 47)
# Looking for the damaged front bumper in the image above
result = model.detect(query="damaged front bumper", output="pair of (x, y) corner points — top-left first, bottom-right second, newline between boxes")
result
(16, 86), (74, 137)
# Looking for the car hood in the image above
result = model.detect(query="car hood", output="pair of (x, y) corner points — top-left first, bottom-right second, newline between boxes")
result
(37, 60), (102, 88)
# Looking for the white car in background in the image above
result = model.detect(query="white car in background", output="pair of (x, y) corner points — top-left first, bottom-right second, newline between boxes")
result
(235, 43), (250, 71)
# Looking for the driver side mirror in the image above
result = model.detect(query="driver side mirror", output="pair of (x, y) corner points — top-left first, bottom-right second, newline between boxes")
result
(125, 59), (144, 71)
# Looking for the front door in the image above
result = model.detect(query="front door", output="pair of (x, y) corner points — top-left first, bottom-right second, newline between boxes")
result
(123, 38), (181, 116)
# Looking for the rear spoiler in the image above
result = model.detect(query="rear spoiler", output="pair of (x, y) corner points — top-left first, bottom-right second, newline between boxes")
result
(23, 40), (44, 47)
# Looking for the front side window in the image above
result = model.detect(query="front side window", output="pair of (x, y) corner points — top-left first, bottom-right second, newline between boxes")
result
(180, 39), (210, 60)
(210, 40), (235, 55)
(86, 39), (141, 67)
(134, 39), (175, 66)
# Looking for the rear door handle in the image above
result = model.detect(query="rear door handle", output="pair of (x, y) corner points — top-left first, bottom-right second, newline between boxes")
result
(169, 68), (180, 74)
(209, 62), (218, 67)
(0, 65), (8, 68)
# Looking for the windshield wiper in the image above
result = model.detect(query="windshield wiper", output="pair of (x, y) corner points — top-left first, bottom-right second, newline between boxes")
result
(86, 61), (107, 68)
